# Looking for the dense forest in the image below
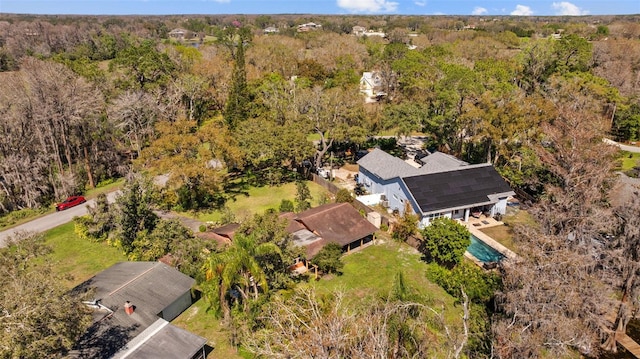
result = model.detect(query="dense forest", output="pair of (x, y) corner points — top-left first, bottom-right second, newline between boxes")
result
(1, 13), (640, 358)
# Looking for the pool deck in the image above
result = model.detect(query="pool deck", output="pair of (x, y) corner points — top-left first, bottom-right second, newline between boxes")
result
(460, 218), (518, 266)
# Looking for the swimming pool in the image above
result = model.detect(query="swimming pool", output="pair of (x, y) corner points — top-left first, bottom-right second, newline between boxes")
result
(467, 235), (505, 263)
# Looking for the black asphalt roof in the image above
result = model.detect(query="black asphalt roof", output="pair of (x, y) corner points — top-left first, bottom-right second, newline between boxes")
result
(402, 164), (514, 214)
(70, 262), (201, 358)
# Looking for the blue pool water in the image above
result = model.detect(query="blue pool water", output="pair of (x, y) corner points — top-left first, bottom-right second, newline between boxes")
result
(467, 235), (505, 263)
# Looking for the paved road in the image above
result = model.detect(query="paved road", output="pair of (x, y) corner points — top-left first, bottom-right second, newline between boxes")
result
(0, 191), (120, 248)
(603, 138), (640, 153)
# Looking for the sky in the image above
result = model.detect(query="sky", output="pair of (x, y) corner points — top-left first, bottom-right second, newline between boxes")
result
(0, 0), (638, 16)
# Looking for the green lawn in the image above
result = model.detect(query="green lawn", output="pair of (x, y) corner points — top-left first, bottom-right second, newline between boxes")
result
(618, 151), (640, 172)
(43, 222), (127, 289)
(173, 298), (248, 359)
(311, 236), (462, 325)
(195, 181), (330, 223)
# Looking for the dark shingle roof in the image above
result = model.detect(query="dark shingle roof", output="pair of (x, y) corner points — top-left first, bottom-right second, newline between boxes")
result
(402, 164), (514, 214)
(70, 262), (199, 358)
(111, 319), (206, 359)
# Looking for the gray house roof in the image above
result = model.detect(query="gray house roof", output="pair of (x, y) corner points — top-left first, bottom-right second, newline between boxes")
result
(402, 164), (515, 215)
(357, 148), (420, 180)
(416, 152), (468, 173)
(111, 319), (206, 359)
(70, 262), (204, 359)
(357, 148), (468, 180)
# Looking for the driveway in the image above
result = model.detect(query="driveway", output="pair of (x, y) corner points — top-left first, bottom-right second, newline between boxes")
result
(603, 138), (640, 153)
(0, 191), (120, 248)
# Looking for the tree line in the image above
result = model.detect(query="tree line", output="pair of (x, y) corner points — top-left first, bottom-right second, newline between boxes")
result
(1, 13), (640, 358)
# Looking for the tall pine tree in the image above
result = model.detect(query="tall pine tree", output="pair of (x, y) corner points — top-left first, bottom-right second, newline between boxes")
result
(224, 26), (251, 129)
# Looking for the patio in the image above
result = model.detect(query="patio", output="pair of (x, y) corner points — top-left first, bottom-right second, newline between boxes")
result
(465, 214), (503, 229)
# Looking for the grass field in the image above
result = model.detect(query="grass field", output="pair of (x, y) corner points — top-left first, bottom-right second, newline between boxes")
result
(618, 151), (640, 172)
(311, 236), (462, 325)
(43, 222), (127, 289)
(172, 298), (249, 359)
(195, 180), (330, 223)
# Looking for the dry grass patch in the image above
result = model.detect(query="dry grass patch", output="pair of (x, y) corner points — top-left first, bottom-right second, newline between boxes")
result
(480, 208), (536, 251)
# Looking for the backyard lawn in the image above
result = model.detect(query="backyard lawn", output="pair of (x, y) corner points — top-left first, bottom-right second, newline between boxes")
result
(43, 222), (127, 289)
(173, 298), (248, 359)
(195, 180), (330, 223)
(311, 235), (462, 325)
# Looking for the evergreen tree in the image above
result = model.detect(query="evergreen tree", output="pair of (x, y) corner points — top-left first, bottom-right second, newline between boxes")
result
(224, 27), (251, 129)
(295, 181), (312, 212)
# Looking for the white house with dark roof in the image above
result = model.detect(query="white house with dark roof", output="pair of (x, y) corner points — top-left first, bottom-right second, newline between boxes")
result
(357, 149), (514, 227)
(70, 262), (207, 359)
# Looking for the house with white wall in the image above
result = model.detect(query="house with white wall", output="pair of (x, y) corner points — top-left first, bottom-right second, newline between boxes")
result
(357, 149), (514, 227)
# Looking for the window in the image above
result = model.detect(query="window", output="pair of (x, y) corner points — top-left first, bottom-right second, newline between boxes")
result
(428, 213), (443, 220)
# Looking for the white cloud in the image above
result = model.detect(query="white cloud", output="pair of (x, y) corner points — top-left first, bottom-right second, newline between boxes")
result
(510, 4), (533, 15)
(414, 1), (426, 6)
(210, 0), (230, 3)
(472, 6), (487, 15)
(336, 0), (399, 13)
(552, 1), (588, 15)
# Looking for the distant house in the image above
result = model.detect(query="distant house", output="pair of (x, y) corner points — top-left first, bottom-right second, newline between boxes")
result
(360, 71), (386, 103)
(362, 30), (386, 38)
(169, 28), (191, 40)
(352, 25), (367, 36)
(357, 149), (514, 227)
(263, 26), (279, 34)
(282, 202), (378, 261)
(70, 262), (206, 359)
(297, 22), (322, 32)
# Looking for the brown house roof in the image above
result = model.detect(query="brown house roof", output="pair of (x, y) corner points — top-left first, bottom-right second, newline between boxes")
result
(212, 223), (240, 240)
(280, 212), (307, 233)
(195, 231), (232, 247)
(291, 203), (378, 247)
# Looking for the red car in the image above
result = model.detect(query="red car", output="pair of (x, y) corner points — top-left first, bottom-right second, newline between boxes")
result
(55, 196), (86, 211)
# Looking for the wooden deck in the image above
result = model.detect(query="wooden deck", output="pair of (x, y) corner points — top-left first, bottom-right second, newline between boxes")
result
(617, 333), (640, 358)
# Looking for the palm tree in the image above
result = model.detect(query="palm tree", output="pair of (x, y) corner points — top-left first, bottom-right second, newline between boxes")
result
(202, 234), (276, 321)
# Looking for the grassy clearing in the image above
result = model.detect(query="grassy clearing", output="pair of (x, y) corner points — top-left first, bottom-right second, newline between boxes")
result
(618, 151), (640, 172)
(311, 236), (462, 325)
(479, 208), (536, 251)
(195, 181), (329, 223)
(172, 298), (247, 359)
(43, 222), (127, 289)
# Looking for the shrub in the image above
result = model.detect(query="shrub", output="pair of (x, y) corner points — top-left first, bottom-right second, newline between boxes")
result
(419, 217), (470, 267)
(335, 188), (353, 203)
(425, 261), (501, 303)
(279, 199), (295, 213)
(199, 224), (207, 232)
(313, 242), (344, 275)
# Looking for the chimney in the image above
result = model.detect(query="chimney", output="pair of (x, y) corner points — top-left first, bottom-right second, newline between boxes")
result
(124, 301), (134, 315)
